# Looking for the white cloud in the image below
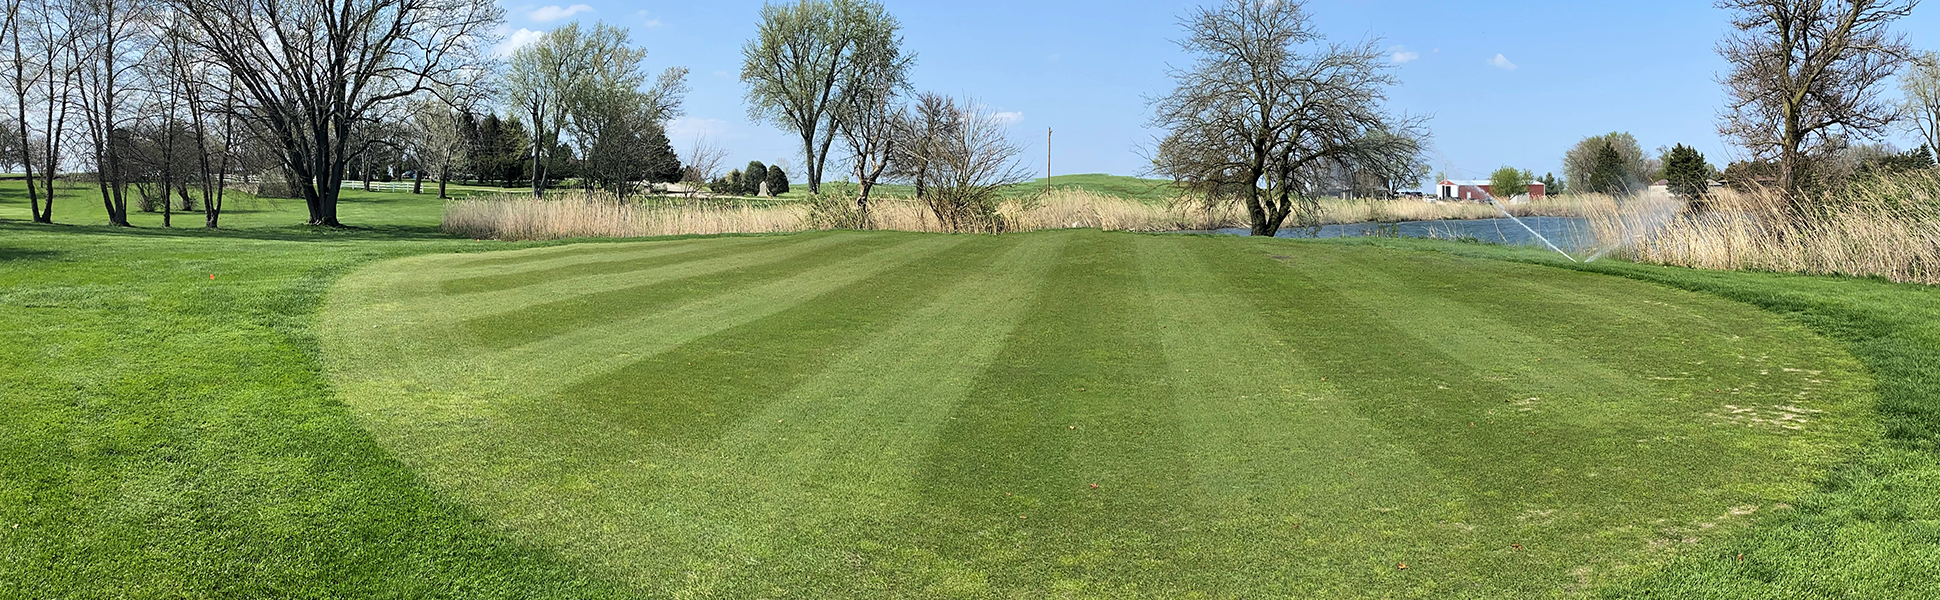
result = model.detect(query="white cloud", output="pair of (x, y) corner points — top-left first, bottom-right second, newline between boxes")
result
(1489, 53), (1518, 70)
(528, 4), (592, 22)
(1389, 46), (1420, 64)
(495, 28), (546, 57)
(635, 10), (665, 28)
(994, 111), (1025, 126)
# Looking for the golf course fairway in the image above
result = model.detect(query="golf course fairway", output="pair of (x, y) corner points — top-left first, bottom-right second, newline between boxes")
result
(320, 229), (1875, 598)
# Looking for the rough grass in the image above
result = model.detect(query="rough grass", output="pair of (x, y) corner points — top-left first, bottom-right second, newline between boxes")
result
(322, 229), (1875, 598)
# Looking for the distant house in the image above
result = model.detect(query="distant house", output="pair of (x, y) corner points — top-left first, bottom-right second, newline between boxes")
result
(1436, 179), (1545, 201)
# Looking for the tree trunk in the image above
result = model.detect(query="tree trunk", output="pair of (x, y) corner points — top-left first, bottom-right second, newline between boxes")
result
(413, 170), (423, 194)
(800, 131), (819, 193)
(207, 173), (224, 229)
(1243, 168), (1275, 236)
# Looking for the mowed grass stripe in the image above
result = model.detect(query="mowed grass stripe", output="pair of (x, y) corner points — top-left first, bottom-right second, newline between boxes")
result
(362, 232), (858, 326)
(462, 234), (908, 348)
(883, 231), (1202, 596)
(1294, 249), (1678, 427)
(447, 234), (779, 269)
(1198, 238), (1871, 591)
(1323, 247), (1872, 425)
(438, 234), (803, 295)
(1130, 234), (1470, 593)
(652, 232), (1070, 596)
(428, 232), (1071, 595)
(322, 233), (963, 428)
(314, 230), (1884, 598)
(455, 234), (963, 404)
(1279, 245), (1869, 504)
(561, 234), (1026, 447)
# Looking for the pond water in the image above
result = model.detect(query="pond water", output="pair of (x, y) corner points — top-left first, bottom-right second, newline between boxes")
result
(1189, 216), (1598, 252)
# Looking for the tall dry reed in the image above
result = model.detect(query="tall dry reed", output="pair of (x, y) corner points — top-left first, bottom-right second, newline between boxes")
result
(443, 193), (807, 240)
(446, 188), (1596, 241)
(1584, 175), (1940, 285)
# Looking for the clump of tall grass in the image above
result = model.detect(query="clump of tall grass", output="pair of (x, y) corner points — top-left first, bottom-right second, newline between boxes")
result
(1585, 173), (1940, 285)
(1318, 194), (1588, 223)
(444, 188), (1596, 241)
(443, 192), (806, 240)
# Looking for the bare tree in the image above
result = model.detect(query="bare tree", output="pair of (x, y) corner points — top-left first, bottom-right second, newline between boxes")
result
(834, 63), (906, 220)
(906, 97), (1030, 232)
(24, 0), (76, 223)
(1717, 0), (1917, 204)
(506, 23), (605, 197)
(68, 0), (153, 226)
(1150, 0), (1424, 236)
(168, 0), (502, 226)
(1, 0), (38, 218)
(559, 27), (688, 198)
(407, 98), (469, 199)
(156, 14), (242, 229)
(1903, 52), (1940, 159)
(888, 91), (957, 201)
(681, 134), (728, 186)
(741, 0), (908, 194)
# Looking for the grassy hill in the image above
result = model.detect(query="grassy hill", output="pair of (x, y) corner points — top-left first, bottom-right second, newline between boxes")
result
(2, 177), (1938, 597)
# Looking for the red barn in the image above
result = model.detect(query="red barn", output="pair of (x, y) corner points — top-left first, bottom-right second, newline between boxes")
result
(1436, 179), (1546, 201)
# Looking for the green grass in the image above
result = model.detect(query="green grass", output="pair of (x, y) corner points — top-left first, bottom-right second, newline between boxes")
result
(0, 178), (478, 231)
(1025, 173), (1183, 202)
(3, 183), (1938, 597)
(323, 231), (1878, 597)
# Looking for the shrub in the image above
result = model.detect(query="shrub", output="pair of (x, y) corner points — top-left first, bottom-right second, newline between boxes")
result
(766, 166), (790, 195)
(744, 161), (768, 195)
(1487, 166), (1532, 199)
(1662, 144), (1712, 202)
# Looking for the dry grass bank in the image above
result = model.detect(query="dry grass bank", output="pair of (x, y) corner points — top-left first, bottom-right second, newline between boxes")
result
(1584, 176), (1940, 285)
(444, 188), (1592, 241)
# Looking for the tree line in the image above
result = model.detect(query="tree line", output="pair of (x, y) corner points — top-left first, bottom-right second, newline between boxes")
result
(1497, 1), (1940, 211)
(0, 0), (511, 227)
(0, 0), (708, 228)
(0, 0), (1043, 230)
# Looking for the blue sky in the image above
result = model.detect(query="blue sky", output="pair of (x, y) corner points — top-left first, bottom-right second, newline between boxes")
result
(494, 1), (1940, 189)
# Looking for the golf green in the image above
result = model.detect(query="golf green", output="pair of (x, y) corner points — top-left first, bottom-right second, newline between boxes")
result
(320, 229), (1875, 597)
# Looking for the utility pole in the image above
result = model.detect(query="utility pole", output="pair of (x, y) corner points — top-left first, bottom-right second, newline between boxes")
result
(1046, 127), (1052, 191)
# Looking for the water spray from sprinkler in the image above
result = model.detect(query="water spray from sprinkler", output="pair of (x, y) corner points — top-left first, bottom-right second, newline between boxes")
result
(1486, 197), (1578, 262)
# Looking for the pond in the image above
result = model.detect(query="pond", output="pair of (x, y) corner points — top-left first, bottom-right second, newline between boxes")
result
(1189, 216), (1598, 252)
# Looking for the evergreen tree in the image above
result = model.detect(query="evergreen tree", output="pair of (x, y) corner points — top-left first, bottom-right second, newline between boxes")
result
(642, 124), (684, 185)
(766, 165), (790, 195)
(1539, 172), (1564, 195)
(1662, 144), (1712, 201)
(1587, 141), (1629, 195)
(1857, 145), (1937, 176)
(744, 161), (769, 195)
(476, 114), (505, 184)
